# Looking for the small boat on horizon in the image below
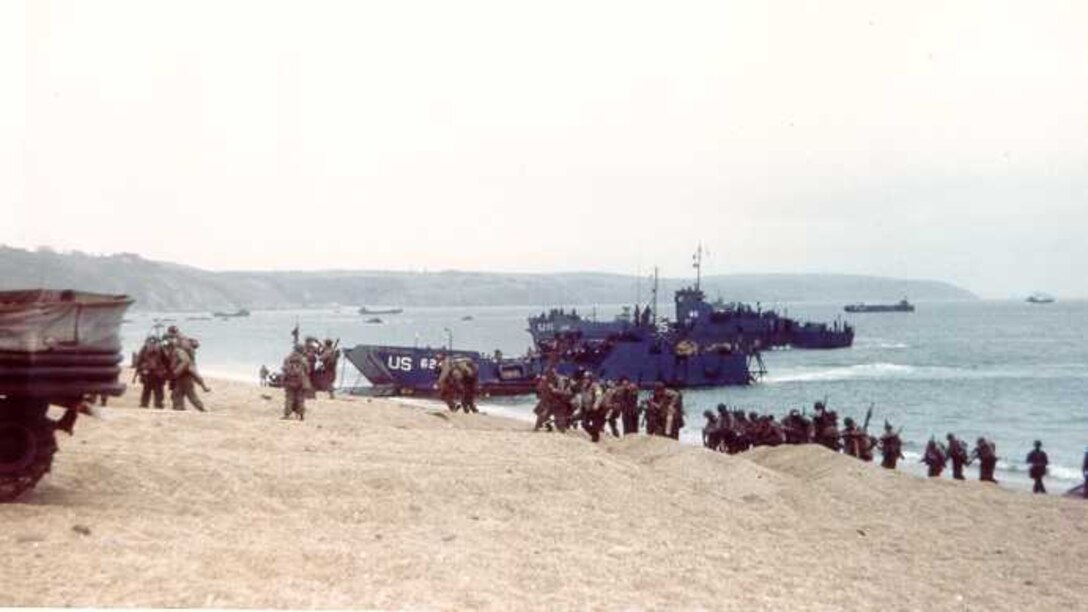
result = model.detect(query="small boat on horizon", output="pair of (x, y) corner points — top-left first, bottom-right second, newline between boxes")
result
(213, 308), (250, 318)
(1026, 293), (1055, 304)
(359, 306), (403, 315)
(844, 299), (915, 314)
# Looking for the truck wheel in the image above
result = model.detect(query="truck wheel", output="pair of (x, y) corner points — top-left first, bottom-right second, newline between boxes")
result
(0, 400), (57, 502)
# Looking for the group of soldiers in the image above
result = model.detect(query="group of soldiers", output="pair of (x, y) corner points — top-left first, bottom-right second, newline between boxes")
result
(278, 335), (340, 420)
(532, 371), (685, 442)
(702, 402), (1060, 493)
(921, 436), (1054, 493)
(700, 401), (905, 465)
(133, 326), (210, 411)
(920, 434), (1001, 483)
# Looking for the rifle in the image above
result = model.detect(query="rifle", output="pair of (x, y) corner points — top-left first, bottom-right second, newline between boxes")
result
(861, 403), (874, 433)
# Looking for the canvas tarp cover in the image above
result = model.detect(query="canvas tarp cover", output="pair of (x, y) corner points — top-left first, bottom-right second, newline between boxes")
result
(0, 290), (132, 353)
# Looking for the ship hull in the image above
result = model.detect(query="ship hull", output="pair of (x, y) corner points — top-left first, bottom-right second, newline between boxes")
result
(343, 341), (755, 397)
(843, 305), (914, 313)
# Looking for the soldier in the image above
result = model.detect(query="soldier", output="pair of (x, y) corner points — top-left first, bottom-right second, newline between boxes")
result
(166, 335), (209, 411)
(946, 434), (969, 480)
(814, 406), (841, 452)
(1082, 447), (1088, 499)
(548, 372), (575, 432)
(258, 364), (269, 387)
(760, 415), (786, 447)
(782, 409), (811, 445)
(841, 417), (863, 458)
(702, 410), (720, 450)
(878, 422), (904, 470)
(577, 373), (608, 443)
(617, 377), (640, 435)
(135, 336), (167, 409)
(281, 345), (312, 420)
(600, 382), (623, 438)
(969, 437), (998, 483)
(715, 405), (738, 453)
(647, 382), (683, 439)
(457, 358), (479, 413)
(532, 371), (556, 432)
(922, 438), (947, 478)
(313, 338), (340, 399)
(435, 354), (463, 412)
(1025, 440), (1049, 494)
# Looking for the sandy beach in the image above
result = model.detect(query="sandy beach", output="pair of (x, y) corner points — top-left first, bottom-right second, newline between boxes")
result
(2, 374), (1086, 610)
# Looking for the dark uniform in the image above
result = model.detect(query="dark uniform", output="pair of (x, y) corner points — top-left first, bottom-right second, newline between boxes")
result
(1082, 448), (1088, 499)
(617, 378), (640, 435)
(947, 434), (968, 480)
(878, 424), (903, 470)
(970, 437), (998, 483)
(841, 418), (864, 458)
(135, 336), (168, 409)
(702, 411), (720, 450)
(281, 347), (312, 420)
(1026, 440), (1048, 494)
(813, 406), (841, 452)
(922, 439), (947, 478)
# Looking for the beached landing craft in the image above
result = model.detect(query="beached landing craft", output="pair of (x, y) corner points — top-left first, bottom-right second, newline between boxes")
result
(343, 271), (763, 397)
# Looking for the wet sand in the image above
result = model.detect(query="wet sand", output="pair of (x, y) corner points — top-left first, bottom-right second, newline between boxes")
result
(2, 374), (1086, 609)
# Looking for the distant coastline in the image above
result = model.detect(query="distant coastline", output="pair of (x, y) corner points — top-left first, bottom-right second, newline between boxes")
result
(0, 245), (978, 311)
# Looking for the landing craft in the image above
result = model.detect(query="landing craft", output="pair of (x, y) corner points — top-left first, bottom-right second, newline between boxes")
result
(343, 259), (764, 397)
(528, 248), (854, 351)
(844, 298), (915, 313)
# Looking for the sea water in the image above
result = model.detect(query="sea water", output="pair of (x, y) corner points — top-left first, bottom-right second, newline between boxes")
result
(121, 300), (1088, 493)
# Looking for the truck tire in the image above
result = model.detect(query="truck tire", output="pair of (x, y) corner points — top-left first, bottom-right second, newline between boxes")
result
(0, 400), (58, 502)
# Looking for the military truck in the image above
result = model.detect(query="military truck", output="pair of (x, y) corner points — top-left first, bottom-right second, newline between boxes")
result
(0, 290), (132, 501)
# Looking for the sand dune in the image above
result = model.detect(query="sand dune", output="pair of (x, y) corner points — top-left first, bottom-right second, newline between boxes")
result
(2, 375), (1085, 610)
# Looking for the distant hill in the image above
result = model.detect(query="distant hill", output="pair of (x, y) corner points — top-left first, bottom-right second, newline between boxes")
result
(0, 246), (977, 311)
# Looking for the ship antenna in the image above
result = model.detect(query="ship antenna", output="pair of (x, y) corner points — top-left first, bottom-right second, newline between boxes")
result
(692, 244), (703, 291)
(651, 266), (659, 327)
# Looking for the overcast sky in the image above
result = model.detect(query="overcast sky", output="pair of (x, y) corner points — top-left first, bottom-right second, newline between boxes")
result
(3, 1), (1086, 297)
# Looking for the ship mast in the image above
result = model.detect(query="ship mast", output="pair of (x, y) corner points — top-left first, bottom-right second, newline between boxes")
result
(651, 266), (659, 327)
(692, 244), (703, 291)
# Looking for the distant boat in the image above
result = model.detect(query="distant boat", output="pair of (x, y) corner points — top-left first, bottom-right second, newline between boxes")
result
(365, 317), (384, 324)
(213, 308), (250, 318)
(359, 306), (403, 315)
(1026, 293), (1055, 304)
(461, 315), (474, 321)
(844, 299), (915, 313)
